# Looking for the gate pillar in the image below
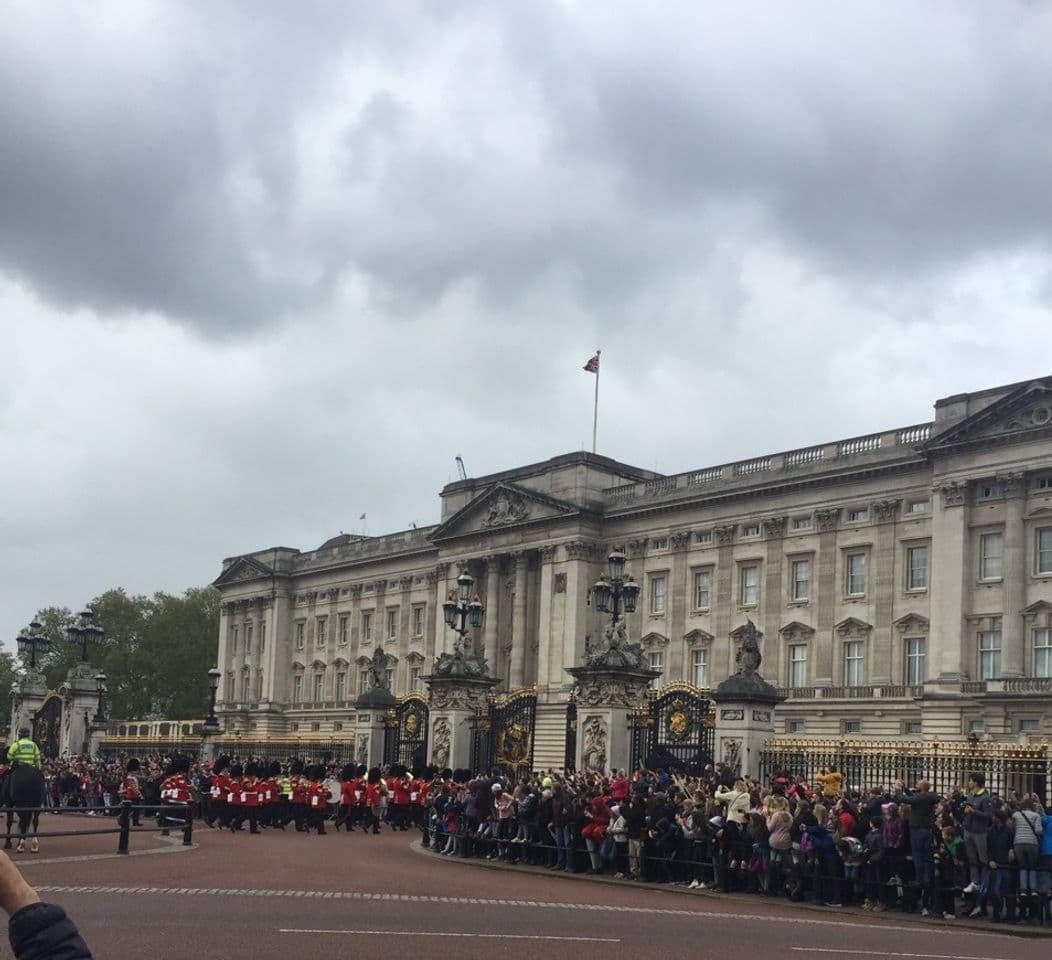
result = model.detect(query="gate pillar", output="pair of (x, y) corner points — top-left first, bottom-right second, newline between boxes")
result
(59, 662), (100, 757)
(566, 666), (658, 775)
(10, 671), (47, 745)
(712, 620), (784, 779)
(425, 675), (498, 773)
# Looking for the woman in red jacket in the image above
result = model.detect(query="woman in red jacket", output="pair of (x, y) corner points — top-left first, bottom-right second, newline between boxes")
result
(581, 791), (612, 874)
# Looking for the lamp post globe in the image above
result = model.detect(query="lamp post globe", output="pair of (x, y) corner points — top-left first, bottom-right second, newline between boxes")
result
(93, 672), (107, 723)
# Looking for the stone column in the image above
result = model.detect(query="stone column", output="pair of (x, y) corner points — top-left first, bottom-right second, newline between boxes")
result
(813, 508), (841, 686)
(762, 518), (786, 680)
(398, 576), (414, 692)
(931, 481), (968, 681)
(669, 532), (691, 680)
(713, 526), (736, 683)
(871, 500), (901, 684)
(510, 551), (528, 689)
(216, 602), (232, 709)
(1001, 474), (1027, 677)
(433, 563), (451, 658)
(535, 547), (556, 693)
(483, 555), (501, 675)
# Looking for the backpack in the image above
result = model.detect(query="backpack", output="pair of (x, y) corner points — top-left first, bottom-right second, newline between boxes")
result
(799, 829), (815, 855)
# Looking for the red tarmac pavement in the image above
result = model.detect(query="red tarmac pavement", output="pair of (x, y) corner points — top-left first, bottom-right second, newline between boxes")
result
(1, 823), (1048, 960)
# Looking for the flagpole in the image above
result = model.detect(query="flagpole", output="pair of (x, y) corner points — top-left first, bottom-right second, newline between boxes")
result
(592, 349), (600, 454)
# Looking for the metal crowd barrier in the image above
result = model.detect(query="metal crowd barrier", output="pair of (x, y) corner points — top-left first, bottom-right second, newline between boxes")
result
(4, 801), (193, 854)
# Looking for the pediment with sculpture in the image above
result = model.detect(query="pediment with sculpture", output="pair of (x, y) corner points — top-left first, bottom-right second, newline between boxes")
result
(430, 482), (581, 542)
(926, 379), (1052, 452)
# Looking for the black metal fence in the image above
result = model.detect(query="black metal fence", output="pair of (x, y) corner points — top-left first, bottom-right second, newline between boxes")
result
(3, 802), (193, 854)
(760, 738), (1052, 803)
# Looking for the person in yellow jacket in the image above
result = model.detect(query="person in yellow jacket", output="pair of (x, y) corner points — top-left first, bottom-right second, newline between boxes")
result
(6, 730), (41, 769)
(815, 765), (843, 798)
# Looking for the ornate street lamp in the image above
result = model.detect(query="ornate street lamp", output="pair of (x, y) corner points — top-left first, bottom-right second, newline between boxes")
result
(66, 608), (104, 663)
(204, 667), (221, 730)
(93, 672), (107, 723)
(592, 547), (640, 626)
(16, 622), (49, 671)
(443, 569), (485, 653)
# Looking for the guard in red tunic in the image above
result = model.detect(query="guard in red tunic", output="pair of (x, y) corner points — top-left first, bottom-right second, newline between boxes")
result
(337, 763), (357, 832)
(225, 763), (244, 830)
(387, 764), (411, 831)
(234, 762), (262, 834)
(289, 759), (309, 832)
(159, 754), (193, 836)
(205, 756), (230, 829)
(260, 761), (281, 829)
(304, 765), (328, 835)
(364, 767), (385, 835)
(118, 757), (144, 826)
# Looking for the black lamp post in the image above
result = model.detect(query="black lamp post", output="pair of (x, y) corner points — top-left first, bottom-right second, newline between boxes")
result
(66, 608), (104, 663)
(442, 570), (485, 654)
(591, 547), (641, 627)
(16, 622), (49, 671)
(204, 667), (221, 729)
(93, 672), (107, 723)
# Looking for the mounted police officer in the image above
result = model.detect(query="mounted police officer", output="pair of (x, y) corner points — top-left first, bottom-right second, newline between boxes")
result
(7, 728), (41, 770)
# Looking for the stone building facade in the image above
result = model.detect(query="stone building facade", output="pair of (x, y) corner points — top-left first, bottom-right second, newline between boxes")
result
(214, 376), (1052, 766)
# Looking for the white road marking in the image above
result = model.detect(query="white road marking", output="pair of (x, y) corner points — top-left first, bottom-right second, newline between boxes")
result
(32, 885), (1004, 938)
(281, 930), (620, 942)
(793, 949), (1017, 960)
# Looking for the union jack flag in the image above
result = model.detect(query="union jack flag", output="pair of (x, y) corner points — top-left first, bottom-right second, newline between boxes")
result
(583, 353), (600, 374)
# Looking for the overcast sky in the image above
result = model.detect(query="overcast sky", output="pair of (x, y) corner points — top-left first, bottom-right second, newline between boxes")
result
(2, 1), (1052, 649)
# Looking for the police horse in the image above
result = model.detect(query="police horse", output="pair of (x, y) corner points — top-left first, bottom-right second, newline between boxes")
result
(1, 762), (46, 853)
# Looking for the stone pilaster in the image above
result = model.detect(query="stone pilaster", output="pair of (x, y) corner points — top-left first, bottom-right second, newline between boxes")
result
(668, 532), (690, 680)
(535, 546), (557, 694)
(813, 508), (840, 686)
(713, 525), (735, 683)
(762, 517), (786, 679)
(1001, 473), (1027, 677)
(871, 500), (900, 684)
(483, 556), (501, 677)
(931, 481), (968, 681)
(510, 551), (528, 689)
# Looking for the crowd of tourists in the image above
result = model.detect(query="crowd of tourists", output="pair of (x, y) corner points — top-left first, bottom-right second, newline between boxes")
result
(18, 748), (1052, 928)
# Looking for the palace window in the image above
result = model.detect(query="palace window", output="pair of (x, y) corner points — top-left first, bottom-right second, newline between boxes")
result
(742, 523), (761, 538)
(842, 720), (862, 734)
(694, 569), (712, 609)
(358, 670), (369, 695)
(338, 614), (349, 645)
(904, 638), (926, 685)
(788, 644), (808, 687)
(978, 630), (1001, 680)
(1035, 476), (1052, 490)
(847, 508), (869, 523)
(648, 651), (664, 689)
(791, 516), (812, 531)
(232, 625), (239, 654)
(978, 482), (1004, 500)
(316, 616), (327, 646)
(386, 608), (398, 639)
(979, 533), (1003, 581)
(334, 721), (343, 732)
(906, 545), (929, 591)
(240, 669), (249, 701)
(245, 623), (253, 654)
(968, 719), (986, 734)
(696, 530), (713, 545)
(312, 673), (324, 703)
(1037, 528), (1052, 574)
(691, 647), (709, 688)
(412, 605), (425, 637)
(652, 537), (669, 551)
(1019, 718), (1040, 733)
(225, 673), (234, 702)
(844, 640), (864, 687)
(907, 500), (930, 514)
(335, 672), (347, 701)
(846, 553), (866, 596)
(904, 720), (923, 736)
(739, 565), (759, 606)
(361, 612), (373, 642)
(385, 667), (395, 691)
(410, 667), (422, 690)
(650, 575), (667, 614)
(254, 670), (263, 701)
(790, 558), (810, 601)
(1034, 628), (1052, 678)
(311, 722), (320, 733)
(788, 719), (806, 734)
(260, 622), (266, 653)
(295, 621), (305, 650)
(292, 674), (303, 703)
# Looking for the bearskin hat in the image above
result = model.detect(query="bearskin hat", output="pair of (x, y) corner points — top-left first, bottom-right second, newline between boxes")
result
(356, 764), (367, 778)
(245, 761), (261, 779)
(422, 764), (436, 780)
(165, 753), (190, 777)
(389, 763), (405, 778)
(126, 758), (140, 773)
(306, 764), (324, 781)
(289, 758), (305, 776)
(213, 755), (230, 775)
(229, 763), (244, 778)
(340, 762), (357, 781)
(367, 766), (382, 784)
(453, 768), (471, 783)
(269, 760), (282, 777)
(441, 767), (453, 780)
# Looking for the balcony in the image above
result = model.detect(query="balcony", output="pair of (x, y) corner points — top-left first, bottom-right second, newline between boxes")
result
(778, 685), (922, 701)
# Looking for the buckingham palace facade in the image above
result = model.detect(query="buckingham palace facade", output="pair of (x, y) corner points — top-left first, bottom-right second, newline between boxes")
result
(213, 376), (1052, 766)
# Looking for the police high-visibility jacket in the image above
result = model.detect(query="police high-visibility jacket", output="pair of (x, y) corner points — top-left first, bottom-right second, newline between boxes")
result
(7, 738), (41, 769)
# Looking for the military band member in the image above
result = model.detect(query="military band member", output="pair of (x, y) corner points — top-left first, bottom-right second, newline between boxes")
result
(118, 758), (143, 826)
(289, 760), (309, 832)
(364, 767), (385, 835)
(306, 766), (328, 835)
(159, 754), (193, 836)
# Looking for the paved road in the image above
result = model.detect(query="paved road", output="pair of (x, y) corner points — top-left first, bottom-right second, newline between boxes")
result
(3, 824), (1048, 960)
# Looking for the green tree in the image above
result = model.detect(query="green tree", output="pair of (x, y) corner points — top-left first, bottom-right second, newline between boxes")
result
(30, 585), (220, 720)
